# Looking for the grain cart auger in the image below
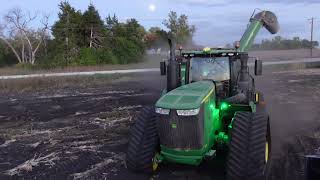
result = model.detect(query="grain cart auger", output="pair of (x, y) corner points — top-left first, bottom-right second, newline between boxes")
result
(126, 10), (279, 180)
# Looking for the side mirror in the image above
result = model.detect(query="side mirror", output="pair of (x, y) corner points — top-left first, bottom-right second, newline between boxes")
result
(255, 59), (262, 76)
(160, 61), (166, 75)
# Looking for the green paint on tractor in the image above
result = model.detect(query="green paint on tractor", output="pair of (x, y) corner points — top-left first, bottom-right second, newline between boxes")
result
(180, 64), (187, 85)
(156, 81), (214, 110)
(160, 145), (209, 165)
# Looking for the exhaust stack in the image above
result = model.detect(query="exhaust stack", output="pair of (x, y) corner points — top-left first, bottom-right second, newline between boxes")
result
(167, 39), (181, 92)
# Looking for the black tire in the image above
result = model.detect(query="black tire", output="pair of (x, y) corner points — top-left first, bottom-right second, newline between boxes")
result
(226, 110), (270, 180)
(256, 91), (272, 179)
(126, 106), (159, 173)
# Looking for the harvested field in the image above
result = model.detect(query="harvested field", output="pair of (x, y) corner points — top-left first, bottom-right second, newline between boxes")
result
(0, 68), (319, 179)
(249, 49), (320, 61)
(0, 73), (163, 179)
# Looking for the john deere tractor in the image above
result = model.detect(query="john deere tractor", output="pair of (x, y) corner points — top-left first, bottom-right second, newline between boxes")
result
(126, 10), (279, 180)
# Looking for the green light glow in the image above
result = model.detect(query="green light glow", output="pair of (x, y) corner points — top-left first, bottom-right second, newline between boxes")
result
(220, 102), (230, 110)
(209, 104), (214, 109)
(171, 123), (177, 129)
(216, 132), (229, 143)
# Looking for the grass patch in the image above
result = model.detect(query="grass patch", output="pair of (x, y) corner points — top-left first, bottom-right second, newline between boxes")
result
(0, 55), (165, 76)
(0, 74), (125, 93)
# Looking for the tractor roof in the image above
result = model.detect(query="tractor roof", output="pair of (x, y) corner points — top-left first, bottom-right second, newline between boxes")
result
(181, 47), (244, 58)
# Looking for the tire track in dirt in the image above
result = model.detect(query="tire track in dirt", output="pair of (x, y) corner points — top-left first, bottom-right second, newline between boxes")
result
(0, 79), (161, 179)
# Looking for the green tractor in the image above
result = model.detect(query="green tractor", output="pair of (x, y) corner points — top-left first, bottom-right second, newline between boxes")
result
(126, 10), (279, 180)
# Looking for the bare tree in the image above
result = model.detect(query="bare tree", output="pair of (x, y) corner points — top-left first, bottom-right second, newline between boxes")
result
(89, 25), (104, 49)
(0, 8), (49, 64)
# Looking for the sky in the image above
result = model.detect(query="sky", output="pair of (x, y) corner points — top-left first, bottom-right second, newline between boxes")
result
(1, 0), (320, 46)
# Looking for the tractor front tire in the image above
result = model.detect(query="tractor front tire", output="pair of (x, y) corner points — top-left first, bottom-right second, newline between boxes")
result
(126, 106), (159, 173)
(226, 111), (270, 180)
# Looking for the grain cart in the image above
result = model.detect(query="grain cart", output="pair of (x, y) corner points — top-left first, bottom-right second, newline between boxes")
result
(126, 10), (279, 180)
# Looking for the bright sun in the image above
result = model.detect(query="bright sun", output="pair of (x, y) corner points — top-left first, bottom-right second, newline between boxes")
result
(148, 4), (156, 12)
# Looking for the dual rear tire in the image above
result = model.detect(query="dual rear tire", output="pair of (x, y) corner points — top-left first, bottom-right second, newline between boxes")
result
(126, 107), (159, 173)
(226, 92), (271, 180)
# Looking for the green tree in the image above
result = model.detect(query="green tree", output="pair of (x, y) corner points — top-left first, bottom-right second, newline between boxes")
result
(163, 11), (195, 45)
(125, 19), (146, 54)
(149, 27), (161, 34)
(252, 36), (319, 50)
(126, 19), (145, 41)
(145, 27), (168, 49)
(0, 42), (17, 67)
(51, 1), (83, 64)
(105, 14), (120, 48)
(105, 15), (146, 64)
(106, 14), (119, 30)
(82, 4), (105, 48)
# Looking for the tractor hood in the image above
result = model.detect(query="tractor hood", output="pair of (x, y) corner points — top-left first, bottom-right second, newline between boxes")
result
(156, 81), (215, 110)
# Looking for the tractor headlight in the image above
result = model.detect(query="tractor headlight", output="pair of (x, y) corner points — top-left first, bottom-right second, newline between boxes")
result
(176, 108), (200, 116)
(155, 107), (170, 115)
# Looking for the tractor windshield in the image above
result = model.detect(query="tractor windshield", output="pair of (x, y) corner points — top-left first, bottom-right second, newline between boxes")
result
(190, 57), (230, 82)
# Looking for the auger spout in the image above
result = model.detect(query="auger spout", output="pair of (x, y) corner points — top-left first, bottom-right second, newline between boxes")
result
(239, 10), (279, 52)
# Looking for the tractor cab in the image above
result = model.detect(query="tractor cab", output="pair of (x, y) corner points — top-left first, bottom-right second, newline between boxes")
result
(161, 47), (250, 99)
(189, 55), (230, 83)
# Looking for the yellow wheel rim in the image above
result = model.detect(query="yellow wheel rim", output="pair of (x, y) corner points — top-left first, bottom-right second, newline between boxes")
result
(152, 153), (159, 171)
(265, 141), (269, 163)
(152, 161), (158, 171)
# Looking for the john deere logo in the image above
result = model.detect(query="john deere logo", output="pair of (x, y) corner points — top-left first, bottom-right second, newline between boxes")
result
(171, 123), (177, 129)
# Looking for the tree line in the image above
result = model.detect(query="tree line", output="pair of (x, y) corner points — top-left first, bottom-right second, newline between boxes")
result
(5, 2), (318, 68)
(251, 36), (319, 50)
(0, 1), (196, 68)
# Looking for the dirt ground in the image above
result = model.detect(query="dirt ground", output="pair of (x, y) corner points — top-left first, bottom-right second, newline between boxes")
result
(0, 68), (319, 180)
(0, 74), (164, 180)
